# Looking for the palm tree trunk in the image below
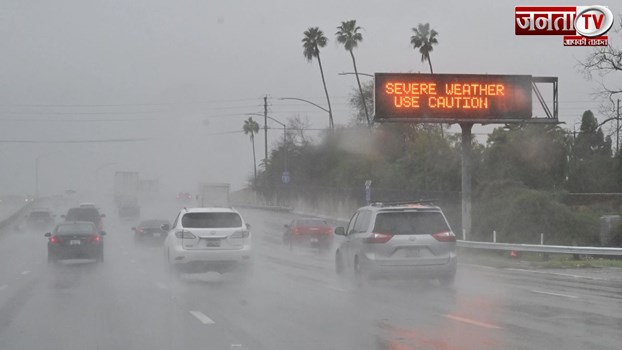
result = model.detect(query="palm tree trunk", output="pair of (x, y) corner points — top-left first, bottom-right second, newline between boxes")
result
(426, 55), (443, 137)
(315, 53), (334, 129)
(350, 50), (371, 127)
(427, 55), (434, 74)
(251, 134), (257, 183)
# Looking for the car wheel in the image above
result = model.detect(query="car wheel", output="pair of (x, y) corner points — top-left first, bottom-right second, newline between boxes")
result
(353, 255), (368, 287)
(438, 270), (456, 287)
(335, 251), (345, 276)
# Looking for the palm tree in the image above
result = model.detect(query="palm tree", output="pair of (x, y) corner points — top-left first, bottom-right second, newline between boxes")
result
(243, 117), (260, 182)
(336, 20), (370, 127)
(302, 27), (334, 129)
(410, 23), (439, 74)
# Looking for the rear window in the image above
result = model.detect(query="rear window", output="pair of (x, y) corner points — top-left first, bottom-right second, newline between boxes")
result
(55, 223), (96, 235)
(139, 220), (169, 228)
(297, 219), (329, 227)
(66, 208), (100, 222)
(181, 212), (242, 228)
(30, 211), (51, 218)
(373, 211), (450, 236)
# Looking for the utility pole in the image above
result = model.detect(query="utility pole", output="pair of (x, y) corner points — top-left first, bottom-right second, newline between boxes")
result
(264, 96), (268, 164)
(617, 99), (620, 155)
(461, 123), (473, 240)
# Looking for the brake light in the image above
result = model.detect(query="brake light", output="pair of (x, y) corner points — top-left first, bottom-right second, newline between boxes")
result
(89, 235), (101, 243)
(49, 235), (58, 244)
(292, 227), (301, 235)
(323, 228), (333, 235)
(432, 231), (456, 242)
(231, 230), (250, 239)
(175, 230), (196, 239)
(365, 233), (393, 244)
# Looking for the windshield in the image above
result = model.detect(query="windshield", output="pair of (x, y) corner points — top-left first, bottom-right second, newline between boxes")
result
(181, 212), (242, 228)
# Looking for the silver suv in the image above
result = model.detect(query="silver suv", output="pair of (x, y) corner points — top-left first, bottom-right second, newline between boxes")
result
(334, 202), (457, 285)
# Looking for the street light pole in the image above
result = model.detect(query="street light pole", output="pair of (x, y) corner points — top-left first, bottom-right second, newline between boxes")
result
(278, 97), (332, 130)
(266, 116), (287, 172)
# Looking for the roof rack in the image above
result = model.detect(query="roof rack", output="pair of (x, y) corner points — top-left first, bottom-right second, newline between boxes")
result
(370, 199), (439, 207)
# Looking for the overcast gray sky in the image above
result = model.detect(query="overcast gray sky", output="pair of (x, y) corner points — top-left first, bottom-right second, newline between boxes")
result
(0, 0), (620, 196)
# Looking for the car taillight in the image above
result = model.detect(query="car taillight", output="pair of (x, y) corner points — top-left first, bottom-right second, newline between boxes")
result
(231, 230), (250, 239)
(323, 228), (333, 235)
(365, 233), (393, 244)
(50, 235), (58, 244)
(432, 231), (456, 242)
(89, 235), (101, 243)
(292, 227), (301, 235)
(175, 230), (196, 239)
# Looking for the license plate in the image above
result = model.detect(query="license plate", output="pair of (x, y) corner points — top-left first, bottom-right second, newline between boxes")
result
(206, 240), (220, 247)
(152, 233), (161, 238)
(70, 240), (81, 245)
(406, 248), (420, 257)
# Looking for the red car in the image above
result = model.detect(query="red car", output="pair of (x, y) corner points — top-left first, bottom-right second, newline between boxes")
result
(283, 218), (333, 250)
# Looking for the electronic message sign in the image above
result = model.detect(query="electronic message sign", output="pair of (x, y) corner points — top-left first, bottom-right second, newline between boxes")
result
(374, 73), (533, 122)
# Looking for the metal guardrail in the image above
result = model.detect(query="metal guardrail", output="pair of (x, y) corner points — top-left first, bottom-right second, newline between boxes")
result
(0, 201), (34, 232)
(236, 202), (622, 256)
(458, 240), (622, 256)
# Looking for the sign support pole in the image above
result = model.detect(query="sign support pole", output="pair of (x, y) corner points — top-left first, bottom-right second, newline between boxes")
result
(461, 123), (473, 240)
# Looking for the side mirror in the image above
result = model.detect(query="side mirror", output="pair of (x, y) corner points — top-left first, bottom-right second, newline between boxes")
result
(161, 224), (170, 231)
(61, 215), (66, 219)
(284, 224), (289, 228)
(334, 227), (346, 236)
(44, 232), (51, 237)
(131, 227), (136, 231)
(99, 231), (107, 236)
(246, 223), (251, 229)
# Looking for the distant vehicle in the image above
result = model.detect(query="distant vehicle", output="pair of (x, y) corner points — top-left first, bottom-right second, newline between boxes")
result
(63, 207), (106, 231)
(164, 207), (251, 275)
(283, 218), (333, 250)
(334, 202), (457, 285)
(45, 221), (106, 263)
(25, 208), (55, 230)
(114, 171), (139, 207)
(118, 199), (140, 218)
(196, 183), (230, 207)
(176, 192), (193, 203)
(132, 219), (170, 244)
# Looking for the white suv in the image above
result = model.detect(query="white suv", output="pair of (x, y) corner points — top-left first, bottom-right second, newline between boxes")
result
(164, 207), (252, 274)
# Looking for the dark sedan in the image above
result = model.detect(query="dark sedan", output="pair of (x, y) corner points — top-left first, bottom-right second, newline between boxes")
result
(46, 221), (105, 263)
(132, 219), (170, 244)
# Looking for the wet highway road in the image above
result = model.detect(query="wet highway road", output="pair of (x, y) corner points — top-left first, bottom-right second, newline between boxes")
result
(0, 198), (620, 350)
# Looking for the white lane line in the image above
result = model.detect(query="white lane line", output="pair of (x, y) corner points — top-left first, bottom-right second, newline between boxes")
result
(324, 285), (347, 293)
(531, 289), (579, 299)
(444, 314), (501, 329)
(506, 268), (607, 281)
(189, 310), (215, 324)
(21, 270), (30, 275)
(156, 282), (168, 290)
(0, 285), (8, 291)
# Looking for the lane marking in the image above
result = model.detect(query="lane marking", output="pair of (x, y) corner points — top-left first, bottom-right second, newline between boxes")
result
(21, 270), (30, 275)
(189, 310), (215, 324)
(530, 289), (579, 299)
(0, 285), (8, 291)
(444, 314), (501, 329)
(324, 285), (347, 293)
(506, 268), (607, 281)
